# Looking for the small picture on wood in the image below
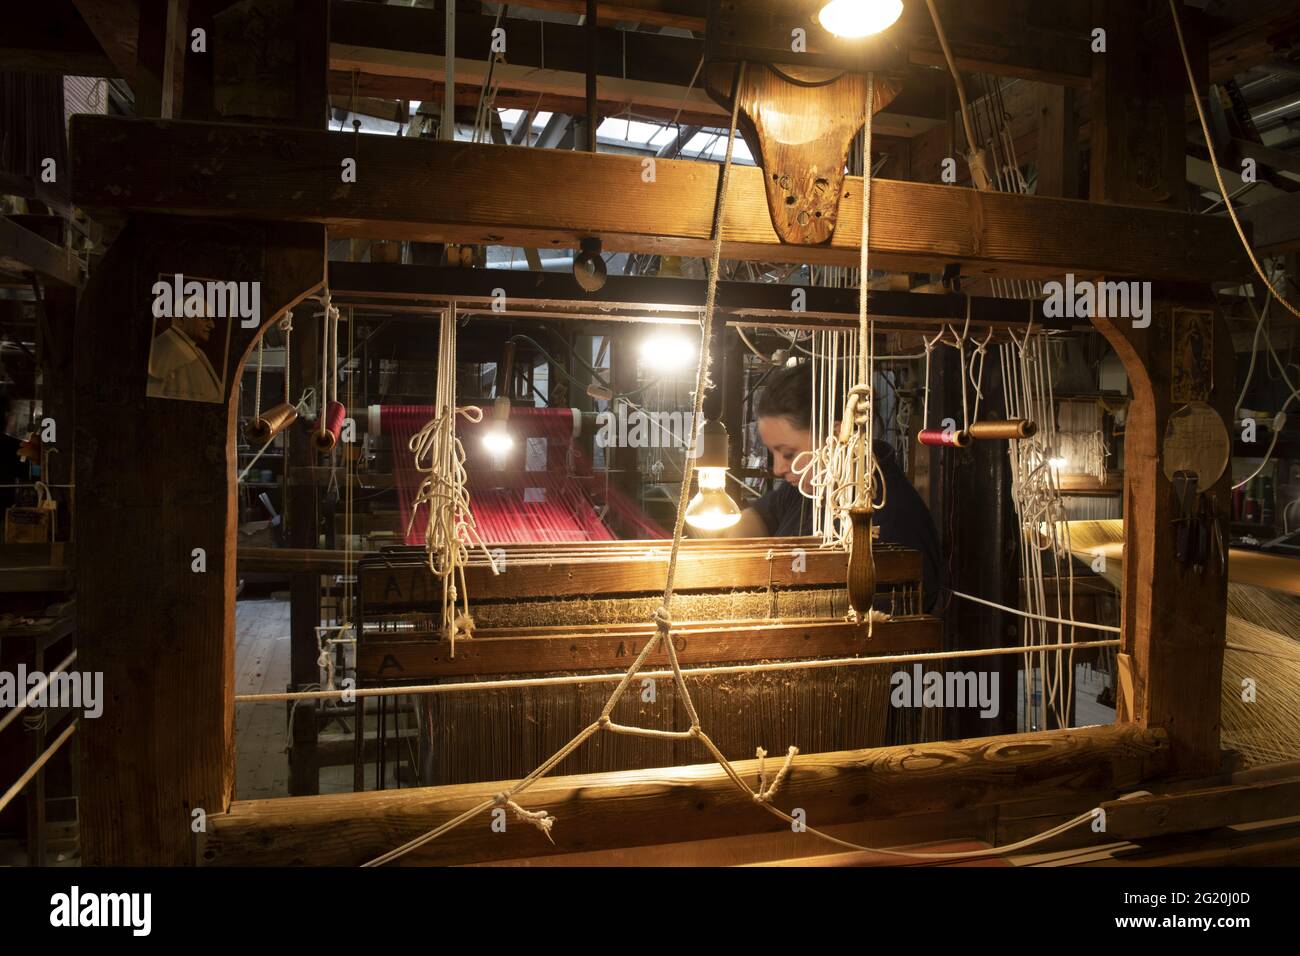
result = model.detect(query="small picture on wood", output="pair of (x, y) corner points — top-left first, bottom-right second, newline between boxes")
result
(146, 274), (233, 404)
(1171, 308), (1213, 404)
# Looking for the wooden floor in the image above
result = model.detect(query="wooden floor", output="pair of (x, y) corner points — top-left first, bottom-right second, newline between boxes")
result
(234, 598), (293, 801)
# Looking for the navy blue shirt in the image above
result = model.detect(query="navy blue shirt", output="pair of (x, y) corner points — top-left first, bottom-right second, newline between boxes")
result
(749, 441), (942, 611)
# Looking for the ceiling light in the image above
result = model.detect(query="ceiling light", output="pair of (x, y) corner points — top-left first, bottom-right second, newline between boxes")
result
(817, 0), (904, 39)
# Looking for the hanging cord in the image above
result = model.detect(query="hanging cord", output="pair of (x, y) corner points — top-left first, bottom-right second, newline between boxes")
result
(1169, 0), (1300, 323)
(408, 304), (500, 660)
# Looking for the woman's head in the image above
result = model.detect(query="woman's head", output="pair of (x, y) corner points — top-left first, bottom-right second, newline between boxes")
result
(756, 363), (813, 490)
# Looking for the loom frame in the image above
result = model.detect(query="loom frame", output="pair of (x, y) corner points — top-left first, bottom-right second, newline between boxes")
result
(67, 121), (1239, 863)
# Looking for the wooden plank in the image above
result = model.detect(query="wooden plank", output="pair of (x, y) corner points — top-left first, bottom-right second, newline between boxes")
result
(200, 723), (1170, 866)
(1102, 777), (1300, 840)
(68, 115), (1251, 281)
(358, 546), (921, 608)
(356, 616), (941, 679)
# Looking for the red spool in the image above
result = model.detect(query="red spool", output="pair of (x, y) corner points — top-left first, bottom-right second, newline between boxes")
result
(917, 427), (971, 448)
(313, 400), (347, 452)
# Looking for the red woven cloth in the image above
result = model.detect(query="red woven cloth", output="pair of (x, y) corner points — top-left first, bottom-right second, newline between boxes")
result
(378, 405), (665, 544)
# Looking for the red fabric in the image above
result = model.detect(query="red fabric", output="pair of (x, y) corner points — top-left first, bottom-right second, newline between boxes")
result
(378, 404), (665, 544)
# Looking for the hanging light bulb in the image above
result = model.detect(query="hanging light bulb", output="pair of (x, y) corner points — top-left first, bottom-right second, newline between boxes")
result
(684, 420), (741, 532)
(640, 330), (696, 373)
(816, 0), (904, 38)
(482, 426), (514, 456)
(484, 396), (514, 456)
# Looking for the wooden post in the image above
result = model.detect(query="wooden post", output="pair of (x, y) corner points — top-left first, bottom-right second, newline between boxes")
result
(287, 303), (321, 795)
(1089, 293), (1233, 776)
(74, 217), (323, 864)
(1036, 86), (1079, 200)
(1090, 0), (1203, 206)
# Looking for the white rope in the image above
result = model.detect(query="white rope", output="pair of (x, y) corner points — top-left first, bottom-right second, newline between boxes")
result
(236, 638), (1122, 705)
(408, 303), (499, 660)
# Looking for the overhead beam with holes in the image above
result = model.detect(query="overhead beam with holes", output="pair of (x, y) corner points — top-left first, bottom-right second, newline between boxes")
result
(69, 115), (1249, 282)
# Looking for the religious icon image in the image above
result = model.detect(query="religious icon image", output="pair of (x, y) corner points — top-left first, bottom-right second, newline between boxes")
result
(146, 274), (233, 404)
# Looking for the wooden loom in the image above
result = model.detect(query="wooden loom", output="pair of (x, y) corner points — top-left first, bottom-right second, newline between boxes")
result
(64, 0), (1300, 865)
(353, 539), (935, 789)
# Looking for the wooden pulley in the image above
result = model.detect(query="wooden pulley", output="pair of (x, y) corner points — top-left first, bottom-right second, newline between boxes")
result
(244, 403), (298, 445)
(846, 506), (877, 620)
(967, 419), (1037, 441)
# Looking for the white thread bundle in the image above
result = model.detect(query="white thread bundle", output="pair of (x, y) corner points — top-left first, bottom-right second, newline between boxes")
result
(408, 305), (498, 659)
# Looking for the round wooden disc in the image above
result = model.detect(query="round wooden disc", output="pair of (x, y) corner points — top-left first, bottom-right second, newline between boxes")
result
(1161, 403), (1229, 485)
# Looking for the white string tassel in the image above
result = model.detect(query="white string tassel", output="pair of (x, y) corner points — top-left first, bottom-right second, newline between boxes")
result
(493, 792), (556, 843)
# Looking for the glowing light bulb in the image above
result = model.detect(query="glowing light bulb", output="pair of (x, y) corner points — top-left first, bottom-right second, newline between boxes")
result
(640, 332), (696, 373)
(817, 0), (904, 38)
(1048, 455), (1068, 471)
(684, 466), (741, 531)
(483, 426), (514, 455)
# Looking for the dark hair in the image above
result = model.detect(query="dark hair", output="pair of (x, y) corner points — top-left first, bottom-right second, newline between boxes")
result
(756, 362), (812, 431)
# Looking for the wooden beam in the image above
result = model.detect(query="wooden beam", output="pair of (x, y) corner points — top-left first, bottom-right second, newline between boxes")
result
(505, 0), (706, 33)
(897, 0), (1093, 89)
(0, 217), (81, 287)
(1235, 188), (1300, 256)
(356, 617), (941, 680)
(1209, 1), (1300, 83)
(358, 545), (919, 609)
(326, 262), (1084, 331)
(200, 723), (1169, 866)
(71, 0), (141, 82)
(69, 115), (1251, 281)
(1102, 776), (1300, 840)
(2, 2), (117, 76)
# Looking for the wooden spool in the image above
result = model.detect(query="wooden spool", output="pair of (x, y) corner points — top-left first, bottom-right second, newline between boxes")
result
(244, 403), (298, 445)
(313, 401), (346, 452)
(846, 507), (877, 619)
(967, 419), (1038, 440)
(917, 428), (971, 448)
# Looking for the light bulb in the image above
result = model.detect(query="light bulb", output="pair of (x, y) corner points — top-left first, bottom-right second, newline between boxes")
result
(1048, 455), (1068, 471)
(684, 466), (741, 531)
(483, 426), (514, 455)
(641, 331), (696, 373)
(817, 0), (904, 38)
